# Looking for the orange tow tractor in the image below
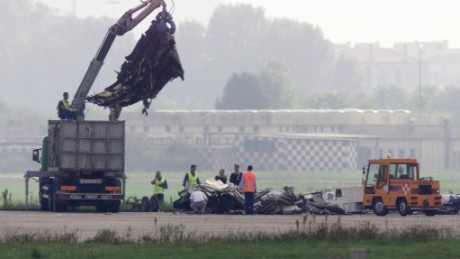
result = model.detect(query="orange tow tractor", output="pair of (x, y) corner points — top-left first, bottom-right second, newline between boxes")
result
(362, 155), (442, 216)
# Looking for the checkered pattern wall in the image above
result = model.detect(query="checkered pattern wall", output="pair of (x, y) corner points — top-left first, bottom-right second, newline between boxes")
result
(198, 146), (239, 171)
(199, 135), (358, 171)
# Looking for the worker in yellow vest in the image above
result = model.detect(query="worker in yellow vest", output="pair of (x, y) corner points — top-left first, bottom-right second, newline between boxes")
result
(57, 92), (73, 120)
(182, 164), (201, 189)
(151, 170), (168, 202)
(239, 165), (256, 215)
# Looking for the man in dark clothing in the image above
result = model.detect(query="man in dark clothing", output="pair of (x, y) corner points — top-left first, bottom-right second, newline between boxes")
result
(215, 168), (227, 184)
(229, 164), (243, 186)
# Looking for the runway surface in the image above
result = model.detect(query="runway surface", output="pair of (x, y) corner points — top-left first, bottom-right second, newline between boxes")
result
(1, 211), (458, 240)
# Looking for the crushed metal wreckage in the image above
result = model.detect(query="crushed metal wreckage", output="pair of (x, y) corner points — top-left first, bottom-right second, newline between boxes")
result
(172, 179), (308, 214)
(437, 192), (460, 214)
(254, 187), (306, 214)
(87, 10), (184, 118)
(173, 179), (245, 214)
(303, 186), (364, 215)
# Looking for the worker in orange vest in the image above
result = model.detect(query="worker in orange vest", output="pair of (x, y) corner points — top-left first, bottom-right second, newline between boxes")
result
(239, 165), (256, 215)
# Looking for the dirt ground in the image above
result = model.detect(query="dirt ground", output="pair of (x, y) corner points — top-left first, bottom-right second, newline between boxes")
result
(0, 211), (458, 240)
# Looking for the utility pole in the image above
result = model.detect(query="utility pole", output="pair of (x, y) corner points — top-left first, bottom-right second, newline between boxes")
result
(418, 42), (423, 114)
(71, 0), (77, 16)
(107, 0), (121, 17)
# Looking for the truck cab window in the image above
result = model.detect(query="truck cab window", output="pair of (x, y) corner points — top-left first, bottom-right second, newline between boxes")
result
(377, 165), (387, 189)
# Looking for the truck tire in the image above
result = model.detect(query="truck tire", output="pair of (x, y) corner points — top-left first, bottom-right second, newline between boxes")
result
(397, 199), (409, 216)
(372, 198), (388, 216)
(39, 184), (49, 211)
(96, 202), (107, 213)
(40, 196), (49, 211)
(141, 197), (150, 212)
(54, 198), (67, 212)
(107, 201), (120, 213)
(48, 184), (55, 212)
(150, 196), (159, 212)
(48, 193), (54, 212)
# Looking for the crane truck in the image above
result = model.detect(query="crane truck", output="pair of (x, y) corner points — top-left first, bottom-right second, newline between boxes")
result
(24, 0), (172, 212)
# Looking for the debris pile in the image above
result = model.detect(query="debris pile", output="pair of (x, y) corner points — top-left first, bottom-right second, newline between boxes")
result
(303, 187), (364, 215)
(173, 179), (244, 214)
(172, 179), (307, 215)
(87, 11), (184, 115)
(254, 187), (305, 214)
(303, 192), (346, 215)
(438, 192), (460, 214)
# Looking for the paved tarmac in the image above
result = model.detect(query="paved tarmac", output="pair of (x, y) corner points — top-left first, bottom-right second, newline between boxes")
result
(0, 211), (458, 240)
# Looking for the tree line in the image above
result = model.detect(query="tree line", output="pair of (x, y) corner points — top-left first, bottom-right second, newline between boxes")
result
(2, 1), (460, 123)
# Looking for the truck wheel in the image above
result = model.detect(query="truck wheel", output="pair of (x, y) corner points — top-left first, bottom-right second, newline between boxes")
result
(372, 198), (388, 216)
(39, 184), (49, 211)
(424, 210), (436, 216)
(397, 199), (409, 216)
(40, 196), (49, 211)
(48, 194), (54, 212)
(54, 199), (67, 212)
(96, 202), (107, 213)
(108, 201), (120, 213)
(150, 196), (159, 212)
(141, 197), (150, 212)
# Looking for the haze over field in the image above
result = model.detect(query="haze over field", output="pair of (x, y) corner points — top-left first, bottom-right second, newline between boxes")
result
(37, 0), (459, 47)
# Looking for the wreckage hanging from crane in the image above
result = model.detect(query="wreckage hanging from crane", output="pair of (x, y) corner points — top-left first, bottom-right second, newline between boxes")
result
(78, 0), (184, 120)
(86, 2), (184, 119)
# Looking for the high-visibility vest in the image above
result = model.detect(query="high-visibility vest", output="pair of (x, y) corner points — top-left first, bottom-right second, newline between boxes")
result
(153, 177), (166, 195)
(57, 99), (70, 111)
(243, 171), (255, 193)
(187, 171), (199, 188)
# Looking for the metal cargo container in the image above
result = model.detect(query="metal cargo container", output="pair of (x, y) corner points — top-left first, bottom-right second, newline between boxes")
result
(47, 120), (125, 172)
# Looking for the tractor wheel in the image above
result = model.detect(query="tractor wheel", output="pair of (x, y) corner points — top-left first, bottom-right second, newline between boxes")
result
(141, 197), (150, 212)
(424, 210), (436, 216)
(397, 199), (409, 216)
(150, 196), (159, 212)
(372, 198), (388, 216)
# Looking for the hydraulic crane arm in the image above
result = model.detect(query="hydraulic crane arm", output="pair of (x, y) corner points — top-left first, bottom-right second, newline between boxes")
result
(71, 0), (167, 121)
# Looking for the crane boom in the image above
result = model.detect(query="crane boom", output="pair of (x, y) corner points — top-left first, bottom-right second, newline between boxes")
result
(71, 0), (166, 121)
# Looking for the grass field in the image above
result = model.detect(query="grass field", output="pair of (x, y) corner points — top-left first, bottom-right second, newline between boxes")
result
(0, 239), (458, 259)
(2, 170), (460, 206)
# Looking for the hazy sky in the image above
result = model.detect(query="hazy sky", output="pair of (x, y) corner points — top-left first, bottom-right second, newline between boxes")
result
(36, 0), (459, 48)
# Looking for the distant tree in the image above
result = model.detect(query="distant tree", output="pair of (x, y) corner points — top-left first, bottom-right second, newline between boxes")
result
(216, 61), (297, 109)
(305, 92), (349, 109)
(257, 61), (297, 109)
(435, 86), (460, 122)
(204, 4), (333, 104)
(261, 18), (333, 95)
(0, 0), (135, 110)
(0, 98), (6, 112)
(215, 72), (262, 109)
(207, 4), (268, 71)
(329, 55), (362, 92)
(372, 85), (410, 109)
